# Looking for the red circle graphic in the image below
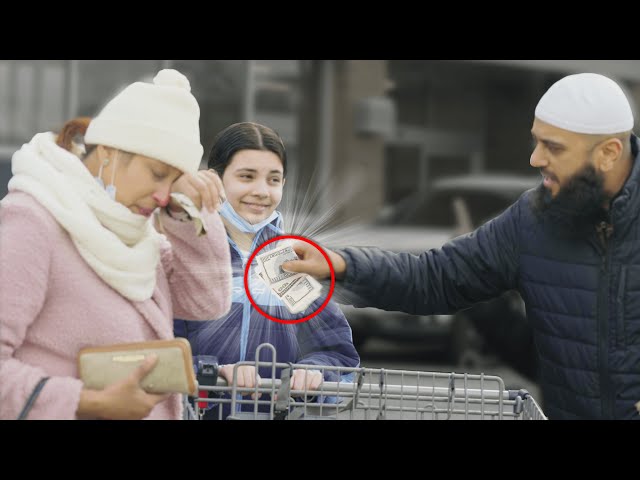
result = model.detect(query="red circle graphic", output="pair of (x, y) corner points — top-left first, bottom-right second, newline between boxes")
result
(243, 235), (336, 324)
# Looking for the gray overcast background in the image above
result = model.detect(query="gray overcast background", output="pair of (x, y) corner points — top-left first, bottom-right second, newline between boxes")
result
(1, 60), (638, 218)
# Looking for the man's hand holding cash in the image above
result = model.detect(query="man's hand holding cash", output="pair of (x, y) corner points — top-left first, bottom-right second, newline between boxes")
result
(255, 243), (323, 314)
(281, 242), (347, 280)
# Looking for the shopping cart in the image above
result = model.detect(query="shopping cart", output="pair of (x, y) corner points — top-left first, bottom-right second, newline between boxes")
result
(185, 343), (546, 420)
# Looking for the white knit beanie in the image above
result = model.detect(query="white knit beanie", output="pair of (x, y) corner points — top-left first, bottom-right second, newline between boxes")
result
(84, 69), (203, 175)
(535, 73), (634, 135)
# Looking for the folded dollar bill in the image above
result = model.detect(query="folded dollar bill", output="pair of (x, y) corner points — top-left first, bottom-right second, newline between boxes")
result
(255, 243), (323, 314)
(169, 192), (208, 236)
(255, 244), (300, 284)
(280, 275), (324, 314)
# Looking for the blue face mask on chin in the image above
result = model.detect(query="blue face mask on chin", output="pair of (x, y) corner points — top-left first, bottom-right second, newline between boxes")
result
(95, 176), (117, 201)
(95, 154), (117, 201)
(219, 200), (280, 234)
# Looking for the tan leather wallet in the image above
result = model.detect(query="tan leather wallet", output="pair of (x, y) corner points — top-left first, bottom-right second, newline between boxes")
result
(78, 338), (197, 396)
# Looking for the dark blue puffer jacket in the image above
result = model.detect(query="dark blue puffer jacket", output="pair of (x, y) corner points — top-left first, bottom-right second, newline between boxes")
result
(337, 139), (640, 420)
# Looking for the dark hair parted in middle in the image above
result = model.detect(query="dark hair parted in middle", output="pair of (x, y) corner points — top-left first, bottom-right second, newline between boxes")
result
(207, 122), (287, 177)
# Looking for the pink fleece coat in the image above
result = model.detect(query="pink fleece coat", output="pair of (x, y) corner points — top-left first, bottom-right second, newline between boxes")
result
(0, 192), (232, 420)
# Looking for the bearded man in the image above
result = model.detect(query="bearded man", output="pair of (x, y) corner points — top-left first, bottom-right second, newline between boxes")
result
(283, 73), (640, 420)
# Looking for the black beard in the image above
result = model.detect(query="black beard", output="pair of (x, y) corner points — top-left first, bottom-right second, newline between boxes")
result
(532, 164), (610, 240)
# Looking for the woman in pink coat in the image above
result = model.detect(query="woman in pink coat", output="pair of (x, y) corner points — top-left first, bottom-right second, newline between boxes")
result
(0, 69), (232, 420)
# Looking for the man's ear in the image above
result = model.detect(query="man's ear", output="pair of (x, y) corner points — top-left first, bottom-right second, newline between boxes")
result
(595, 138), (623, 173)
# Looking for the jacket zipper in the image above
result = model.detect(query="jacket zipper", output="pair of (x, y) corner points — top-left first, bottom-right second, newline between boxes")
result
(595, 220), (613, 419)
(616, 266), (627, 350)
(235, 234), (269, 362)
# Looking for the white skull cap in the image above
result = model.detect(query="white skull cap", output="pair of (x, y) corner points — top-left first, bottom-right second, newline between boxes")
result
(535, 73), (634, 134)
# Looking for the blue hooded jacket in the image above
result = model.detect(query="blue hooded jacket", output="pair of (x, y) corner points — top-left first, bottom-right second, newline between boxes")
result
(174, 211), (360, 418)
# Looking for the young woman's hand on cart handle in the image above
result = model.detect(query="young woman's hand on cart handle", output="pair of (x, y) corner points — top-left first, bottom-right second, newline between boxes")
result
(291, 369), (323, 391)
(219, 365), (262, 399)
(219, 364), (261, 388)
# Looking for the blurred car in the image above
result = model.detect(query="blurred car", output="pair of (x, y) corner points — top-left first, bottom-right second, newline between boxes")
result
(333, 173), (540, 379)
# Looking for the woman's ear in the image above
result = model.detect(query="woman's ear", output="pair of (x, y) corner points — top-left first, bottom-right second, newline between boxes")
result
(96, 145), (119, 163)
(95, 144), (107, 158)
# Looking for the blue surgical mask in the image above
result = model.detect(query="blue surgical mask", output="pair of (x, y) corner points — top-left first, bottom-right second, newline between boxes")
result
(95, 154), (118, 201)
(219, 200), (280, 234)
(95, 176), (117, 201)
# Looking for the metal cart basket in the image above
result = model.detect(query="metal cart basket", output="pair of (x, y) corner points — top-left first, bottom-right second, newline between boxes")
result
(186, 343), (546, 420)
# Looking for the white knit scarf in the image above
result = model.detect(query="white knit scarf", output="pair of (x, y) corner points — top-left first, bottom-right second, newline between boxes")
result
(8, 132), (162, 301)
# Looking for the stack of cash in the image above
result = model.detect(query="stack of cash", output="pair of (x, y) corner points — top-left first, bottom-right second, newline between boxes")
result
(255, 243), (323, 314)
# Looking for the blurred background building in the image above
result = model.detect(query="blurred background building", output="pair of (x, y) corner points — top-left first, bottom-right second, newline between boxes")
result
(2, 60), (639, 213)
